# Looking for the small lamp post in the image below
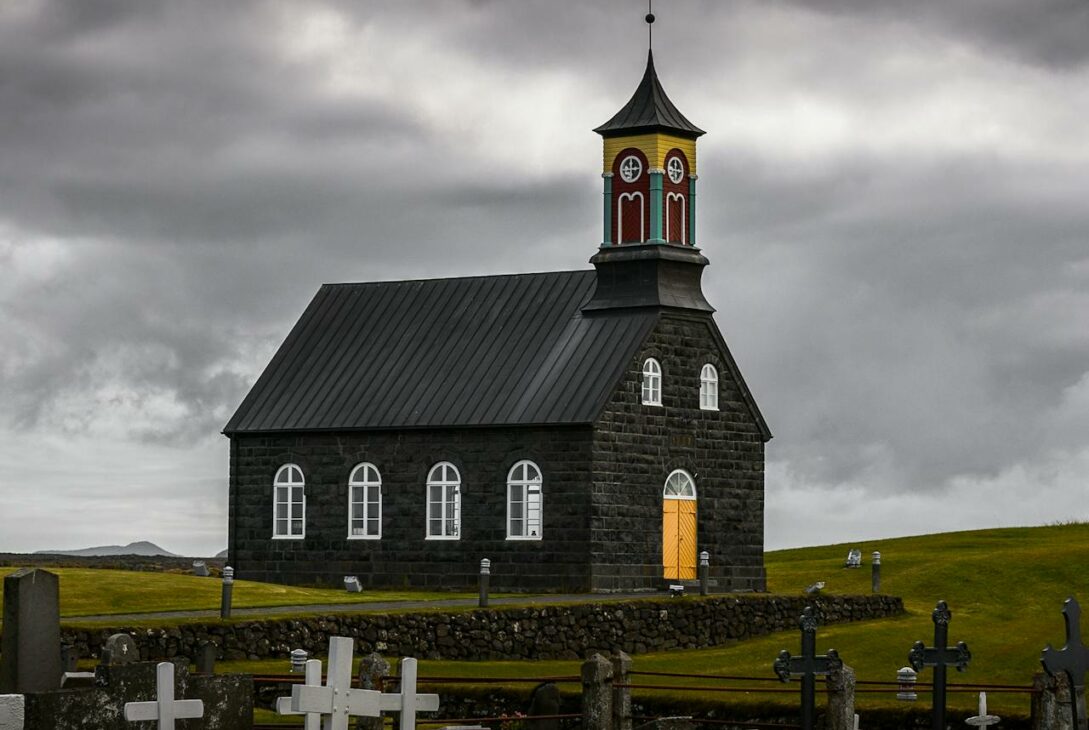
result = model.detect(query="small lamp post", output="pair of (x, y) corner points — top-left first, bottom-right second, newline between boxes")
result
(897, 666), (918, 701)
(220, 566), (234, 619)
(290, 649), (308, 673)
(479, 558), (491, 608)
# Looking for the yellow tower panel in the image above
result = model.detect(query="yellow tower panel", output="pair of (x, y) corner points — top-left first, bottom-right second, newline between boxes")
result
(603, 133), (697, 175)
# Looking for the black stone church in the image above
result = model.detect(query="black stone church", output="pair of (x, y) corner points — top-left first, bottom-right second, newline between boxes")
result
(224, 51), (772, 593)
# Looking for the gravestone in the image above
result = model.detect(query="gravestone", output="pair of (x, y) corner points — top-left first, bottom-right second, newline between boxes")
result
(192, 561), (210, 577)
(908, 600), (971, 730)
(123, 661), (204, 729)
(357, 653), (391, 730)
(344, 576), (363, 593)
(0, 568), (62, 693)
(195, 644), (217, 675)
(0, 694), (26, 730)
(844, 549), (862, 568)
(1042, 597), (1089, 730)
(526, 682), (561, 730)
(61, 645), (79, 674)
(774, 606), (843, 730)
(102, 633), (140, 666)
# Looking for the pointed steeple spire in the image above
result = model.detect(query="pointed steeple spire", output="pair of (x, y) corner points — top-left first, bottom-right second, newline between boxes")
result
(594, 51), (705, 139)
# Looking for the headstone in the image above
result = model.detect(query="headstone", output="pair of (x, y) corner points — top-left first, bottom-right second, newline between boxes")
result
(774, 606), (844, 730)
(195, 644), (217, 675)
(60, 645), (79, 674)
(191, 561), (210, 577)
(844, 549), (862, 568)
(0, 568), (63, 693)
(123, 661), (204, 729)
(345, 575), (363, 593)
(526, 682), (561, 730)
(581, 654), (614, 730)
(103, 634), (140, 666)
(908, 600), (972, 730)
(1042, 597), (1089, 730)
(965, 691), (1000, 727)
(805, 581), (825, 595)
(357, 653), (391, 730)
(60, 671), (97, 688)
(0, 694), (26, 730)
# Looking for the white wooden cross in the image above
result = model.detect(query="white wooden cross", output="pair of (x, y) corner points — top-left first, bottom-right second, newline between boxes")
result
(277, 637), (439, 730)
(275, 658), (323, 730)
(382, 657), (440, 730)
(123, 662), (204, 729)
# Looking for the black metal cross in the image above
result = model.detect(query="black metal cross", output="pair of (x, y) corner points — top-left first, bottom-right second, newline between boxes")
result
(909, 600), (971, 730)
(774, 606), (843, 730)
(1042, 597), (1089, 730)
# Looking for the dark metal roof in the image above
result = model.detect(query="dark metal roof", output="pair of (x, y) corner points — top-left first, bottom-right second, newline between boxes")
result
(594, 50), (705, 139)
(223, 271), (658, 433)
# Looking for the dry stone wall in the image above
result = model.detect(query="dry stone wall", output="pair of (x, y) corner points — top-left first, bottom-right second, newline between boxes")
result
(61, 594), (902, 663)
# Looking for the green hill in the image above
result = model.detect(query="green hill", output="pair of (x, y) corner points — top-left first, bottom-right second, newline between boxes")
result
(409, 524), (1089, 716)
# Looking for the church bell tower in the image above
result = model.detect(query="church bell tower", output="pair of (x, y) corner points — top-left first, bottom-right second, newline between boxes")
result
(594, 43), (704, 246)
(584, 13), (713, 314)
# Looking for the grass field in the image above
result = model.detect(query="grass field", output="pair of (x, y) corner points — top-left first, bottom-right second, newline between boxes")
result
(9, 524), (1089, 718)
(0, 568), (477, 618)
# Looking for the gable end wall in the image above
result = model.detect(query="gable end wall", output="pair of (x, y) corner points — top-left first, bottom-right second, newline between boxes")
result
(590, 312), (767, 592)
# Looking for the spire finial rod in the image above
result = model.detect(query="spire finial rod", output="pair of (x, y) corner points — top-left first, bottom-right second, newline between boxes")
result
(646, 0), (655, 51)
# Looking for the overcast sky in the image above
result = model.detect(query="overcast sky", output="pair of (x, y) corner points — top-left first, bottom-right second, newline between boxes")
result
(1, 0), (1087, 557)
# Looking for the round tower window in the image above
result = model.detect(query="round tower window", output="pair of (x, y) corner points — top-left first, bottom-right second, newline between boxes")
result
(619, 155), (643, 183)
(667, 157), (685, 184)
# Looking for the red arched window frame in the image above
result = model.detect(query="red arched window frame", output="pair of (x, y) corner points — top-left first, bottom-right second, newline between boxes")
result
(664, 149), (689, 245)
(612, 148), (651, 244)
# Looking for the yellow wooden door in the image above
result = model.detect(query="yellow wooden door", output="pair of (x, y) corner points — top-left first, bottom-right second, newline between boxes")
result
(662, 499), (697, 579)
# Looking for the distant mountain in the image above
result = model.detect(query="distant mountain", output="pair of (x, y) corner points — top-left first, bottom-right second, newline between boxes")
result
(215, 549), (228, 558)
(35, 540), (180, 557)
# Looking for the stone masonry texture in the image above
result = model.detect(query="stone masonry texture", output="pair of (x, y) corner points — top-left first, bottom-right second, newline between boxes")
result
(228, 310), (767, 593)
(229, 426), (594, 592)
(590, 312), (767, 592)
(58, 595), (901, 663)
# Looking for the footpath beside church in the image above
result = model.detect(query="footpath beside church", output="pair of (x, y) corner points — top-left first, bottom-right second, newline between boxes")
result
(224, 47), (771, 593)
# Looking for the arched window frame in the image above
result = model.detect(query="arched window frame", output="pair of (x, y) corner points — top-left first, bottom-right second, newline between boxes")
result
(347, 462), (382, 540)
(272, 463), (305, 539)
(642, 357), (662, 406)
(426, 462), (461, 540)
(617, 191), (645, 243)
(700, 363), (719, 411)
(663, 469), (697, 500)
(506, 460), (543, 540)
(666, 191), (686, 244)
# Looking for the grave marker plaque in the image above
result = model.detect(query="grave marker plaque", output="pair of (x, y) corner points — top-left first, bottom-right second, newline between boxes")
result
(0, 568), (62, 693)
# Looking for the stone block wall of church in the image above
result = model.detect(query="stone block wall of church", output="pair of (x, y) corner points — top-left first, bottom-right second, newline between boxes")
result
(228, 426), (594, 592)
(590, 312), (767, 592)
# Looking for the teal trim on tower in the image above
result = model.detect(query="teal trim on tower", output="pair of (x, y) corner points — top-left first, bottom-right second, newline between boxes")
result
(649, 170), (664, 243)
(602, 173), (613, 246)
(688, 175), (697, 247)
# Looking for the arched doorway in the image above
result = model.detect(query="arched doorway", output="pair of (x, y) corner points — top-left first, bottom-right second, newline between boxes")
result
(662, 469), (697, 580)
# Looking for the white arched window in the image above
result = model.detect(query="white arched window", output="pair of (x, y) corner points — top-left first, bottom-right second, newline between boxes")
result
(426, 462), (461, 539)
(617, 191), (645, 243)
(664, 469), (697, 500)
(507, 460), (543, 540)
(348, 463), (381, 539)
(700, 363), (719, 411)
(642, 357), (662, 406)
(273, 464), (305, 538)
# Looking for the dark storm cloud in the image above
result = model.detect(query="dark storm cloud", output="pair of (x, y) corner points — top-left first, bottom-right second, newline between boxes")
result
(0, 0), (1086, 553)
(779, 0), (1089, 70)
(703, 149), (1089, 492)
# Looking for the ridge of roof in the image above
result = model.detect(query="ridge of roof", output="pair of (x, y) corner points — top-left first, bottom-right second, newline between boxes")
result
(594, 50), (705, 139)
(320, 269), (589, 289)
